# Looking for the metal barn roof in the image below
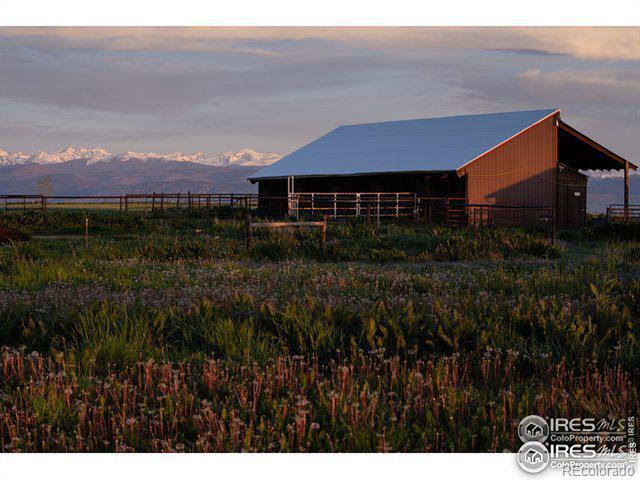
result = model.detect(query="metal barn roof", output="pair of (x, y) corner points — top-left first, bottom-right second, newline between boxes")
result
(249, 109), (559, 180)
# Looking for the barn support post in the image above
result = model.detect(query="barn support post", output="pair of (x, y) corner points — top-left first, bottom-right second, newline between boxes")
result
(624, 160), (629, 223)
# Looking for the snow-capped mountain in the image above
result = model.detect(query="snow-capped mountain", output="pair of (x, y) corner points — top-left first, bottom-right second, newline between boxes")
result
(0, 147), (281, 167)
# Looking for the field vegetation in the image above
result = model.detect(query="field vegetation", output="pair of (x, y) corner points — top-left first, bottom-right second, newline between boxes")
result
(0, 210), (638, 452)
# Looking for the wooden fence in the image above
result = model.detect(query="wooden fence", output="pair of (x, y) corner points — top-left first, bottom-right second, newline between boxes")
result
(1, 191), (554, 231)
(606, 204), (640, 222)
(0, 193), (257, 213)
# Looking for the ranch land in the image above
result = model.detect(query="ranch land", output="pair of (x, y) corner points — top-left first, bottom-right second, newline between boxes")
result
(0, 210), (638, 452)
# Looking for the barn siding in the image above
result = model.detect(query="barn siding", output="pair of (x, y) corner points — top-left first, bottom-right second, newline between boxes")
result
(463, 114), (557, 208)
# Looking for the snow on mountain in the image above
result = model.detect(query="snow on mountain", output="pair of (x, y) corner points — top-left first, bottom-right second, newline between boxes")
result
(0, 147), (281, 167)
(217, 148), (283, 167)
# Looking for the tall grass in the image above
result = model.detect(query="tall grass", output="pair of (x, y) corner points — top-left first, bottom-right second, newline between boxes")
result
(1, 348), (635, 452)
(0, 211), (638, 452)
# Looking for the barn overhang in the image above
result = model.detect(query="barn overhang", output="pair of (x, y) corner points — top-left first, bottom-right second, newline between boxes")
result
(557, 120), (636, 172)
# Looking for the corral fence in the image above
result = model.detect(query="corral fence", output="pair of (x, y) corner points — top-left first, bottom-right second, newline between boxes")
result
(282, 193), (554, 230)
(0, 193), (257, 213)
(288, 192), (417, 219)
(606, 204), (640, 223)
(1, 191), (554, 231)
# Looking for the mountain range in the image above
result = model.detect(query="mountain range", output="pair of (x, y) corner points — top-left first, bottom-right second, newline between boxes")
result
(0, 147), (281, 168)
(0, 147), (281, 196)
(0, 147), (635, 212)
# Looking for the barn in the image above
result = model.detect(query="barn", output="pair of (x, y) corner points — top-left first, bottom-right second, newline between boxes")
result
(248, 109), (635, 228)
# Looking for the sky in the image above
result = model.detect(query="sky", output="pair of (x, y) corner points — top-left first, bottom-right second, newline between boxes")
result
(0, 27), (639, 160)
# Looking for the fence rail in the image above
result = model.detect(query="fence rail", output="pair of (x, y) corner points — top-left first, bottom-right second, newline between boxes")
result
(1, 191), (554, 231)
(1, 193), (258, 213)
(606, 204), (640, 222)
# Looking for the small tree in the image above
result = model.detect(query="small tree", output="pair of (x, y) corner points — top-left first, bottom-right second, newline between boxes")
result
(37, 175), (53, 197)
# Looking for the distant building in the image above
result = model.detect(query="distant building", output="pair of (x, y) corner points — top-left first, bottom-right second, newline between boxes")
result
(249, 109), (635, 228)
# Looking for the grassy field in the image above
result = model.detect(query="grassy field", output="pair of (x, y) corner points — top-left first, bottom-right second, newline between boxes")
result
(0, 210), (638, 452)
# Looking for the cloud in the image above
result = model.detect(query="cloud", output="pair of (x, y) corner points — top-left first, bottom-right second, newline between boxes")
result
(1, 27), (639, 61)
(0, 27), (638, 161)
(459, 67), (640, 114)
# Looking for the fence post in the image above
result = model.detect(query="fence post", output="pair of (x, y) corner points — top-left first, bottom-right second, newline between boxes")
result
(160, 193), (164, 211)
(395, 193), (399, 218)
(473, 208), (478, 239)
(246, 214), (253, 252)
(152, 192), (156, 212)
(333, 193), (337, 219)
(188, 191), (192, 210)
(320, 218), (327, 251)
(84, 217), (89, 249)
(377, 193), (380, 224)
(445, 198), (450, 226)
(356, 193), (361, 217)
(125, 195), (129, 212)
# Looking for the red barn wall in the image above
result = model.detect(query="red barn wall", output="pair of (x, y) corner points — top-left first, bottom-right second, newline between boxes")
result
(462, 114), (558, 208)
